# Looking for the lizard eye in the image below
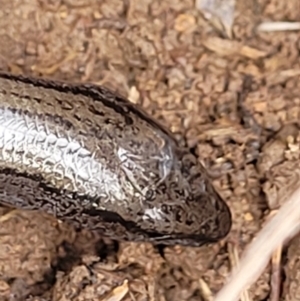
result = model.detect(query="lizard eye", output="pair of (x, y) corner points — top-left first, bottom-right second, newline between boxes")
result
(145, 189), (155, 201)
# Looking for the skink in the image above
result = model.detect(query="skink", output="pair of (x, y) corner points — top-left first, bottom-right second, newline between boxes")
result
(0, 72), (232, 246)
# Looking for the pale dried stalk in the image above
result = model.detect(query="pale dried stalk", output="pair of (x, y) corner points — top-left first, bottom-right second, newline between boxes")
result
(257, 22), (300, 32)
(214, 185), (300, 301)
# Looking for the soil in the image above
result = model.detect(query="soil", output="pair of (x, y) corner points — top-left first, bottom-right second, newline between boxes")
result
(0, 0), (299, 300)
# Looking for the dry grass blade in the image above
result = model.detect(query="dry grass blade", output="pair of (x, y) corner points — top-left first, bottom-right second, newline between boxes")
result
(214, 185), (300, 301)
(202, 37), (267, 59)
(257, 22), (300, 32)
(270, 245), (282, 301)
(228, 243), (250, 301)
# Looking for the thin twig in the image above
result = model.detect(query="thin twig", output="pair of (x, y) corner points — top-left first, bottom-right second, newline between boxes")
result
(214, 185), (300, 301)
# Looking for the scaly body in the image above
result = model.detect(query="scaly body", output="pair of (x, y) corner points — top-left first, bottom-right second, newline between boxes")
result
(0, 72), (231, 246)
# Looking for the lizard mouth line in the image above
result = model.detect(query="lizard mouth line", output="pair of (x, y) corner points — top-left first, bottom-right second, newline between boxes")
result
(82, 208), (220, 246)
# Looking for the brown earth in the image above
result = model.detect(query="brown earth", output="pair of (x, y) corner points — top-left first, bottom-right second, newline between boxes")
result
(0, 0), (300, 300)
